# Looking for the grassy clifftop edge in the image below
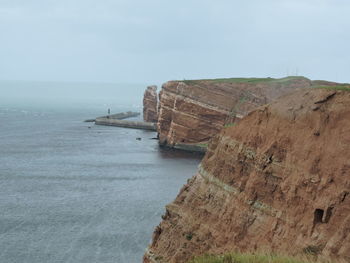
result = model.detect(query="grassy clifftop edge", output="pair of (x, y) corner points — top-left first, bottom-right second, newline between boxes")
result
(188, 252), (340, 263)
(180, 76), (308, 85)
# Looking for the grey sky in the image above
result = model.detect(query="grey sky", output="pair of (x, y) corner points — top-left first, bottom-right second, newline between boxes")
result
(0, 0), (349, 84)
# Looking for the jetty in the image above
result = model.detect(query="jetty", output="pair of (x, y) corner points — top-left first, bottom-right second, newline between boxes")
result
(95, 118), (157, 131)
(84, 111), (140, 122)
(85, 111), (157, 131)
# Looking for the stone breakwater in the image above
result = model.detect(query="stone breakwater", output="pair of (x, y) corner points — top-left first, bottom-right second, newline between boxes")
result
(84, 111), (140, 122)
(144, 88), (350, 263)
(95, 118), (157, 131)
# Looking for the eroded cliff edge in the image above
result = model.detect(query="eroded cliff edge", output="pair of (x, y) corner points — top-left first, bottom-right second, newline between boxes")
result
(143, 85), (158, 123)
(157, 76), (315, 148)
(145, 87), (350, 263)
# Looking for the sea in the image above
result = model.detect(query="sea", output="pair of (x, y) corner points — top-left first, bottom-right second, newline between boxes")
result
(0, 81), (202, 263)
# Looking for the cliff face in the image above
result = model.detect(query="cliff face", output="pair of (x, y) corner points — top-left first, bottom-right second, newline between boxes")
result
(143, 85), (158, 123)
(145, 88), (350, 263)
(157, 77), (313, 147)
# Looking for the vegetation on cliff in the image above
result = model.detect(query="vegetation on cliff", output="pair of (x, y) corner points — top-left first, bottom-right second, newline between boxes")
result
(189, 252), (335, 263)
(182, 76), (308, 85)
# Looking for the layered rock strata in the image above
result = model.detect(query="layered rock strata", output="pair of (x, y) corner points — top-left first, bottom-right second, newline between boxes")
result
(143, 85), (158, 123)
(145, 88), (350, 263)
(157, 77), (315, 147)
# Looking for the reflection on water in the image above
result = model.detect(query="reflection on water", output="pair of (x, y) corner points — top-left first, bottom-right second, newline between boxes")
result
(0, 107), (202, 263)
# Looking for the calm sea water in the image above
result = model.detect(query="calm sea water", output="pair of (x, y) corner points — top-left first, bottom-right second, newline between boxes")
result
(0, 104), (201, 262)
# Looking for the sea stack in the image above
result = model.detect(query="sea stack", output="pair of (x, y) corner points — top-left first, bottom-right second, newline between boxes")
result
(145, 88), (350, 263)
(143, 85), (158, 123)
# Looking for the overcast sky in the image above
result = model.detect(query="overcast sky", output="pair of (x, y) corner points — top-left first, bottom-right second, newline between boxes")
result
(0, 0), (349, 84)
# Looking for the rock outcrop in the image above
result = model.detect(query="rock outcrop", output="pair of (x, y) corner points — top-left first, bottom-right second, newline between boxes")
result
(143, 85), (158, 123)
(145, 87), (350, 263)
(157, 77), (315, 148)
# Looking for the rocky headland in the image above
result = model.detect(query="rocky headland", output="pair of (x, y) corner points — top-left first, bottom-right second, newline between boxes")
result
(151, 76), (340, 151)
(144, 86), (350, 263)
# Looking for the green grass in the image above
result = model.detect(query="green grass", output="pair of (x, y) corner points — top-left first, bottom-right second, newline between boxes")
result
(188, 252), (333, 263)
(181, 76), (308, 85)
(313, 85), (350, 91)
(224, 123), (236, 128)
(196, 143), (209, 148)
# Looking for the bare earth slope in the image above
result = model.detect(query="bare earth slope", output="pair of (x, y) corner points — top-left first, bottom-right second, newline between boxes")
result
(157, 77), (315, 147)
(145, 88), (350, 263)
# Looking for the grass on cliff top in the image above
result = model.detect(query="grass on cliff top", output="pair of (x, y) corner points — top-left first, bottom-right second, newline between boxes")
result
(188, 252), (336, 263)
(196, 143), (209, 148)
(224, 123), (236, 128)
(181, 76), (308, 85)
(313, 85), (350, 91)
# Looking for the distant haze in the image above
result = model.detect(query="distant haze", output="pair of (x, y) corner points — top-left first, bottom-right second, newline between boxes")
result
(0, 81), (145, 109)
(0, 0), (349, 84)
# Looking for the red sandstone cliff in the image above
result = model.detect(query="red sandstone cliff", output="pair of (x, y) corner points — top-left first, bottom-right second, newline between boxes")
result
(143, 85), (158, 123)
(157, 77), (314, 148)
(145, 87), (350, 263)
